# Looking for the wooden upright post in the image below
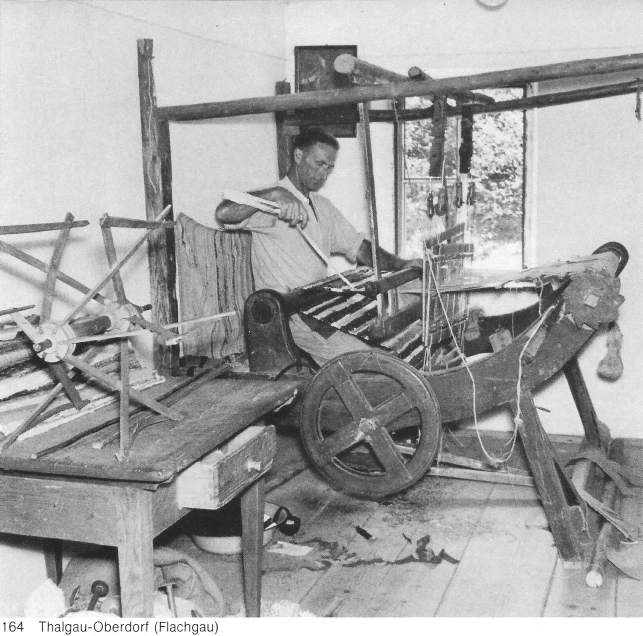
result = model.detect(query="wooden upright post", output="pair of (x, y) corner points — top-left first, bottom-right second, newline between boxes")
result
(137, 39), (179, 374)
(564, 357), (605, 449)
(358, 103), (387, 319)
(275, 81), (295, 179)
(511, 393), (587, 564)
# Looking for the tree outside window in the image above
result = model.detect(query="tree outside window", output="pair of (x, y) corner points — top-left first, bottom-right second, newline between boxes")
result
(402, 88), (525, 270)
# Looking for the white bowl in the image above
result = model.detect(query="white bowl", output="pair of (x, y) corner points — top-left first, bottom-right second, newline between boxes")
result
(190, 502), (279, 555)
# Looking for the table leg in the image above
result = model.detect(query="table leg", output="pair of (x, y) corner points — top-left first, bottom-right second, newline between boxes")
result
(43, 538), (63, 584)
(115, 487), (155, 617)
(240, 477), (265, 617)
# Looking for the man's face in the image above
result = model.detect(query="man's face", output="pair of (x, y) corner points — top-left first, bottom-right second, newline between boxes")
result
(294, 142), (337, 192)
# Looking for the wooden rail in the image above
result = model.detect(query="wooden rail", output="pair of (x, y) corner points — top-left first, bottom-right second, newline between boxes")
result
(156, 53), (643, 122)
(282, 79), (642, 125)
(333, 54), (493, 104)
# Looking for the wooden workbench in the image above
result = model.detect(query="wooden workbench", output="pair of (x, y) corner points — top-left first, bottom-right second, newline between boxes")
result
(0, 371), (302, 617)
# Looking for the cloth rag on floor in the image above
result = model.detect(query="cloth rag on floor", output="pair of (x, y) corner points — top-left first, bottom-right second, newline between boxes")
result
(59, 546), (225, 616)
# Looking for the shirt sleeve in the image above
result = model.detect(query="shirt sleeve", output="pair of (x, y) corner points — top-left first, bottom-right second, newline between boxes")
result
(326, 201), (367, 262)
(220, 210), (277, 233)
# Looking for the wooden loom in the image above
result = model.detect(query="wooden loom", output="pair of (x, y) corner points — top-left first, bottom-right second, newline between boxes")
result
(137, 41), (643, 565)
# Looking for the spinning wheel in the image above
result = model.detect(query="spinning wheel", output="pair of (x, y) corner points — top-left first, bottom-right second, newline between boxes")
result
(299, 350), (441, 498)
(0, 209), (231, 459)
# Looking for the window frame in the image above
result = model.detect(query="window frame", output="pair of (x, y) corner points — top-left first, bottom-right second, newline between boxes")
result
(395, 88), (530, 270)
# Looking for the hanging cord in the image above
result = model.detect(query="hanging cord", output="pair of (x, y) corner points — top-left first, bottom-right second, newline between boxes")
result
(513, 304), (557, 427)
(425, 254), (556, 466)
(426, 252), (510, 466)
(422, 247), (435, 371)
(636, 79), (642, 122)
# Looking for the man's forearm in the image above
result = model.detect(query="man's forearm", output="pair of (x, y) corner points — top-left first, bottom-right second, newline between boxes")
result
(215, 199), (257, 224)
(356, 239), (411, 271)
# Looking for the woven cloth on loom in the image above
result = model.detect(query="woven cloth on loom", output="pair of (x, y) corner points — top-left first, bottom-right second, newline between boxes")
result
(176, 214), (254, 360)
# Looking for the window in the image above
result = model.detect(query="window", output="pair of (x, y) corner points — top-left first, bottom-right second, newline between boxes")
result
(400, 88), (526, 270)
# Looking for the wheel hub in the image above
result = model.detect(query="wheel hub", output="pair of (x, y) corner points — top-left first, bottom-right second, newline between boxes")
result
(358, 417), (378, 434)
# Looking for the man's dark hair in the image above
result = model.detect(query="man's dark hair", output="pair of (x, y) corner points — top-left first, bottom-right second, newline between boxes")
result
(292, 127), (339, 153)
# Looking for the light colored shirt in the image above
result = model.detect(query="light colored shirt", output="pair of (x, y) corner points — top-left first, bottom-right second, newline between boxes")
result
(222, 177), (366, 293)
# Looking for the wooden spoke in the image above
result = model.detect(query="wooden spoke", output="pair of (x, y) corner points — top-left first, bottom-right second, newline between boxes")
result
(372, 391), (415, 430)
(325, 361), (372, 421)
(0, 220), (88, 235)
(162, 311), (236, 330)
(0, 382), (65, 452)
(100, 221), (128, 305)
(317, 421), (365, 463)
(0, 238), (109, 306)
(367, 427), (412, 481)
(48, 361), (89, 411)
(58, 205), (172, 327)
(63, 353), (181, 421)
(0, 305), (34, 318)
(10, 311), (39, 341)
(300, 350), (441, 498)
(58, 329), (147, 345)
(127, 314), (181, 344)
(118, 339), (131, 460)
(41, 214), (75, 325)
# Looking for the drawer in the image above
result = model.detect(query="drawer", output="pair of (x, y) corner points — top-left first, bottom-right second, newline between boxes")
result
(176, 424), (276, 510)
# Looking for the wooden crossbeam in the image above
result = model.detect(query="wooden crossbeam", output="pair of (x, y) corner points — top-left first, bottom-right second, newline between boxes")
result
(408, 66), (495, 104)
(156, 53), (643, 121)
(333, 55), (492, 104)
(283, 79), (642, 126)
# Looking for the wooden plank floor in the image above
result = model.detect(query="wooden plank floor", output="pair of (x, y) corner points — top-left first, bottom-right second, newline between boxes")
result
(163, 429), (643, 618)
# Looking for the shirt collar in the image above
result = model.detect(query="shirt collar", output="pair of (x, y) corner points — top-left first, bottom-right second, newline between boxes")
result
(280, 176), (314, 206)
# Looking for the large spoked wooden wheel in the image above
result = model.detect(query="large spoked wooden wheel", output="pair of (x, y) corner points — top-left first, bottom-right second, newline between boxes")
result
(300, 350), (441, 498)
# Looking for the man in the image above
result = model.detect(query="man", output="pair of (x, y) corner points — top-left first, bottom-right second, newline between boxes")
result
(215, 127), (420, 366)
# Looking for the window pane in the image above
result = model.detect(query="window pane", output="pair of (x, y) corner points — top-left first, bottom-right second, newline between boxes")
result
(470, 88), (524, 270)
(402, 89), (525, 270)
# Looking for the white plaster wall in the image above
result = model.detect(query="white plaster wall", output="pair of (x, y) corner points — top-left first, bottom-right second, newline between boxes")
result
(284, 0), (643, 438)
(0, 0), (285, 617)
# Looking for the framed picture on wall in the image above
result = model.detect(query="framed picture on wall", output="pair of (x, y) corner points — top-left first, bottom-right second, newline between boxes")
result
(294, 45), (358, 137)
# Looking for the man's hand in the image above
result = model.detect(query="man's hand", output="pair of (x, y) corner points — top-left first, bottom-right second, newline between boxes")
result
(259, 187), (309, 228)
(405, 257), (424, 271)
(356, 240), (424, 272)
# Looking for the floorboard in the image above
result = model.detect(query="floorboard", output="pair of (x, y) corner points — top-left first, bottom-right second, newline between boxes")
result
(436, 481), (558, 616)
(263, 468), (379, 613)
(341, 475), (493, 617)
(615, 492), (643, 617)
(157, 429), (643, 618)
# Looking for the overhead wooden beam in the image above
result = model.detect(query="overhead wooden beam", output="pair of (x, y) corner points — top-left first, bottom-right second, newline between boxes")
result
(334, 53), (408, 85)
(156, 53), (643, 122)
(334, 54), (493, 105)
(137, 38), (179, 374)
(282, 79), (642, 126)
(407, 65), (495, 104)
